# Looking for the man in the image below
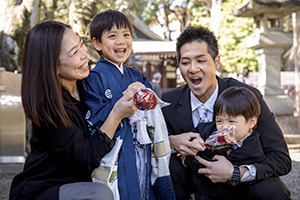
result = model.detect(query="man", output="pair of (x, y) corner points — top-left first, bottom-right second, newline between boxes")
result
(161, 25), (291, 200)
(151, 72), (162, 98)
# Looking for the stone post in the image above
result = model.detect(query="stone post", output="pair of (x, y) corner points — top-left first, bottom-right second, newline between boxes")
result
(245, 27), (294, 115)
(231, 0), (300, 115)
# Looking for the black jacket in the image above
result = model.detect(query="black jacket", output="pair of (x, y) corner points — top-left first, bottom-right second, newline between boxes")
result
(185, 122), (265, 172)
(9, 81), (115, 200)
(162, 76), (291, 181)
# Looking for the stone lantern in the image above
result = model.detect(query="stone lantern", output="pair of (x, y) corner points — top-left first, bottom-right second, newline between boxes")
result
(232, 0), (300, 115)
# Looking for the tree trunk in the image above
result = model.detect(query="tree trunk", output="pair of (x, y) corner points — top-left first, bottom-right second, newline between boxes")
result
(210, 0), (222, 38)
(69, 0), (97, 37)
(69, 0), (99, 63)
(0, 0), (40, 72)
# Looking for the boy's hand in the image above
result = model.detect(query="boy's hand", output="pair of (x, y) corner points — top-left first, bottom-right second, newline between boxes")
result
(181, 156), (187, 167)
(123, 82), (145, 94)
(190, 138), (206, 153)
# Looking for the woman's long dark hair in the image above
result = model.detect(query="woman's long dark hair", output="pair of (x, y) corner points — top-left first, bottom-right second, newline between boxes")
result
(21, 21), (72, 128)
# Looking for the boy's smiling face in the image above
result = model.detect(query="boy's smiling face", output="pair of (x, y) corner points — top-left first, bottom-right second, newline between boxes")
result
(215, 113), (256, 142)
(92, 25), (132, 66)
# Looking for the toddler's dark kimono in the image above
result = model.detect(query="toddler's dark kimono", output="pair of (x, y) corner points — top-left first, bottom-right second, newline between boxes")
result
(185, 122), (265, 200)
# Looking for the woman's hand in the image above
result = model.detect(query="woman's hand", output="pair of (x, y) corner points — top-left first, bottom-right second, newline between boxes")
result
(112, 91), (137, 120)
(100, 91), (137, 139)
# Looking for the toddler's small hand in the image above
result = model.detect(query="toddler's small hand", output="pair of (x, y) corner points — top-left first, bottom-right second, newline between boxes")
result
(190, 138), (206, 153)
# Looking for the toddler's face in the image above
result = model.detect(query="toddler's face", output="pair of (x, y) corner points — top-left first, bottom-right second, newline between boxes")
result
(215, 113), (256, 141)
(97, 25), (132, 66)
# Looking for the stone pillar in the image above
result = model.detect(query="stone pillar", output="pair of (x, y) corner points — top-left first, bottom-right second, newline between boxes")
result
(256, 48), (294, 115)
(246, 31), (294, 115)
(231, 0), (300, 115)
(256, 47), (282, 96)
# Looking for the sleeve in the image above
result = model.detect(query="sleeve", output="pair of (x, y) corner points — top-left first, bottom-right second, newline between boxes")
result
(36, 120), (115, 172)
(132, 67), (152, 89)
(251, 89), (292, 180)
(161, 92), (178, 136)
(184, 156), (202, 172)
(82, 72), (113, 127)
(184, 149), (216, 171)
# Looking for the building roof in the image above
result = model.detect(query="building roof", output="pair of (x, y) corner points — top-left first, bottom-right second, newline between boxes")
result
(232, 0), (300, 17)
(128, 13), (166, 41)
(127, 12), (176, 56)
(132, 41), (176, 56)
(255, 0), (300, 4)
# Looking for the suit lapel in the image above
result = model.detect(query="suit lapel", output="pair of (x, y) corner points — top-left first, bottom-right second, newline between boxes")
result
(176, 77), (226, 133)
(178, 86), (194, 132)
(217, 76), (228, 95)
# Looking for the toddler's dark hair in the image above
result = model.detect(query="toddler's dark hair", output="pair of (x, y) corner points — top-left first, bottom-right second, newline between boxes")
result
(214, 86), (260, 123)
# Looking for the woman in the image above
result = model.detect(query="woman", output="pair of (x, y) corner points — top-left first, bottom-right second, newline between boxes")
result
(9, 21), (137, 200)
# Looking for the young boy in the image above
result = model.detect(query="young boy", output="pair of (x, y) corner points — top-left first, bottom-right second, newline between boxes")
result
(82, 10), (174, 200)
(183, 86), (265, 200)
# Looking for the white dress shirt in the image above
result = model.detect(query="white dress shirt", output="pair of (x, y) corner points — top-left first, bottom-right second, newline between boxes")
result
(191, 82), (218, 127)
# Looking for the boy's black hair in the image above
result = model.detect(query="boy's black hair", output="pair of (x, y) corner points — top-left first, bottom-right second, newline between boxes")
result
(90, 9), (133, 43)
(214, 86), (261, 123)
(176, 25), (219, 62)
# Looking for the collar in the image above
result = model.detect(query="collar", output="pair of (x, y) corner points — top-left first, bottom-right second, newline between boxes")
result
(236, 129), (253, 148)
(190, 80), (219, 114)
(103, 57), (124, 74)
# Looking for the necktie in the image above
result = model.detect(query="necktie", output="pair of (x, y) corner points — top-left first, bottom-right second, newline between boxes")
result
(198, 104), (208, 123)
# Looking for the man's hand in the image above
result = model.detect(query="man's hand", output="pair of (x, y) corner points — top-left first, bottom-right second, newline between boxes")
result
(196, 155), (233, 183)
(169, 133), (205, 156)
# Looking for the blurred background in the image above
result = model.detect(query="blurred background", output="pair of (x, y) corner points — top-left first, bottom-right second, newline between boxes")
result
(2, 0), (300, 199)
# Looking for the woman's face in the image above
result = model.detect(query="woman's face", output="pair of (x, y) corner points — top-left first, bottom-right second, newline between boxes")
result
(57, 28), (89, 88)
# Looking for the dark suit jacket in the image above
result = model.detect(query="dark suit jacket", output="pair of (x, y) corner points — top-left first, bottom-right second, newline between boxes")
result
(162, 76), (291, 181)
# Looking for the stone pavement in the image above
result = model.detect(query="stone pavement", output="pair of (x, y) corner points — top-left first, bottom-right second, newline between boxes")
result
(0, 150), (300, 200)
(281, 149), (300, 200)
(0, 163), (23, 200)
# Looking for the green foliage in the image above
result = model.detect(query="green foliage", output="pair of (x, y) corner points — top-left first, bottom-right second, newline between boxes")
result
(40, 0), (71, 23)
(140, 2), (159, 25)
(218, 0), (258, 73)
(37, 0), (258, 74)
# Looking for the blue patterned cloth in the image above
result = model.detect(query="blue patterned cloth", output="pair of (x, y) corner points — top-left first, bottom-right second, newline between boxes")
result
(82, 57), (175, 200)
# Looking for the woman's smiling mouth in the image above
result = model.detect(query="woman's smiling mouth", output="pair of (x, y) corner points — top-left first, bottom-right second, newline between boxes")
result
(79, 62), (89, 70)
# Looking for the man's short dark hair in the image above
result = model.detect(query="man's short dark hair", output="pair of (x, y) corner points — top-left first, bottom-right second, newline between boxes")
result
(176, 25), (219, 62)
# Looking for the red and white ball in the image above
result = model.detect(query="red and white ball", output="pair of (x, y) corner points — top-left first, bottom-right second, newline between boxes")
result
(133, 88), (157, 110)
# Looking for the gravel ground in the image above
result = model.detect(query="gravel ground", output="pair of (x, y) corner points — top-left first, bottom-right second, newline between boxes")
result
(0, 163), (23, 200)
(281, 161), (300, 200)
(1, 151), (300, 200)
(281, 150), (300, 200)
